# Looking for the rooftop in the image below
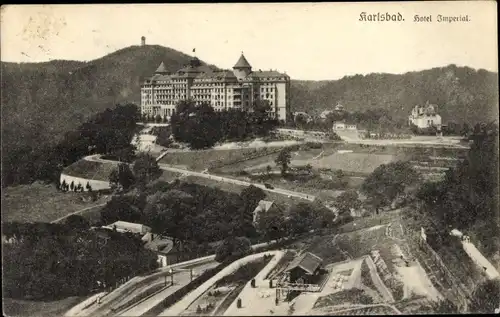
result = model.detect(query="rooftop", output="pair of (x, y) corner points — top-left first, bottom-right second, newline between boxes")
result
(233, 53), (252, 69)
(155, 61), (168, 74)
(285, 252), (323, 275)
(105, 221), (152, 234)
(254, 200), (275, 214)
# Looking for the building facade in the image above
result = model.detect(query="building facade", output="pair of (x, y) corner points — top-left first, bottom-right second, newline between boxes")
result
(408, 102), (442, 130)
(140, 53), (291, 122)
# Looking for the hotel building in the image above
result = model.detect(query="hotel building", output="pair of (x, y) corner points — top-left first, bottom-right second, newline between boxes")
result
(140, 53), (291, 121)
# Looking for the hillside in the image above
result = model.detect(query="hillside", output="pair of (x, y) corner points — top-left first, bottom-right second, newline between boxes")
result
(2, 45), (497, 153)
(291, 66), (499, 125)
(1, 45), (216, 152)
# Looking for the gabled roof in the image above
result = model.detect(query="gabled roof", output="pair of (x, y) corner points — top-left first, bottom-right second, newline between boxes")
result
(285, 252), (323, 275)
(144, 236), (175, 254)
(155, 62), (168, 73)
(254, 200), (275, 214)
(234, 53), (252, 69)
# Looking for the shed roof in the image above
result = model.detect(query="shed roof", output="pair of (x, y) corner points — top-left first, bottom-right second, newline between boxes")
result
(285, 252), (323, 275)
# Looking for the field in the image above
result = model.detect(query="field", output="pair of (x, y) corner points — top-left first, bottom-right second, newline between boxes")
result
(2, 296), (86, 317)
(62, 159), (117, 181)
(158, 147), (283, 171)
(2, 182), (108, 223)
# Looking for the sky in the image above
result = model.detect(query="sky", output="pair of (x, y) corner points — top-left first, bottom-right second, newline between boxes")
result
(1, 2), (497, 80)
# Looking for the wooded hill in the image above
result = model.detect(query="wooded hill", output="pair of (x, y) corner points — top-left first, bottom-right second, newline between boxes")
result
(1, 45), (497, 186)
(292, 66), (498, 126)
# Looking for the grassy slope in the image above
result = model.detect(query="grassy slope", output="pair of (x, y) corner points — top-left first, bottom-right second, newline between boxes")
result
(2, 296), (86, 317)
(62, 159), (118, 181)
(1, 182), (106, 223)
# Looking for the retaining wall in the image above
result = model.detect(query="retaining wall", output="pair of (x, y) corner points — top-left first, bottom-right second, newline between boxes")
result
(59, 173), (111, 191)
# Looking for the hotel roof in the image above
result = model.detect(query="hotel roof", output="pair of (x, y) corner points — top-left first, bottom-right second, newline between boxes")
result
(155, 62), (168, 73)
(233, 53), (252, 69)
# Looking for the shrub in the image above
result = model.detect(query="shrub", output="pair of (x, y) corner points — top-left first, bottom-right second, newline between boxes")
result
(215, 237), (252, 263)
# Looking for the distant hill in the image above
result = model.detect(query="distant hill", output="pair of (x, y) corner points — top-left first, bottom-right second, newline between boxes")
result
(291, 66), (499, 125)
(1, 45), (216, 152)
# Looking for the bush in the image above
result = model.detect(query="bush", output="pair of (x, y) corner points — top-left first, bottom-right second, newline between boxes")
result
(215, 237), (252, 263)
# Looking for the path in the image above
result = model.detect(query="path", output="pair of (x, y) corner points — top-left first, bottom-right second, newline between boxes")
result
(117, 261), (219, 316)
(223, 251), (286, 316)
(66, 239), (281, 317)
(462, 241), (500, 280)
(51, 202), (108, 224)
(160, 251), (282, 316)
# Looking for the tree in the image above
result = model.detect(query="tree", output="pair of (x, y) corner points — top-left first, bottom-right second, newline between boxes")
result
(333, 190), (362, 215)
(215, 236), (252, 262)
(286, 201), (334, 235)
(470, 279), (500, 313)
(64, 215), (90, 230)
(240, 185), (266, 225)
(61, 179), (67, 191)
(255, 206), (287, 241)
(460, 123), (470, 137)
(109, 163), (136, 190)
(266, 165), (272, 177)
(155, 126), (173, 148)
(70, 181), (74, 191)
(155, 114), (162, 123)
(361, 161), (419, 213)
(101, 194), (146, 225)
(86, 181), (92, 192)
(143, 190), (196, 250)
(171, 101), (222, 149)
(416, 123), (499, 256)
(275, 148), (292, 176)
(132, 153), (162, 185)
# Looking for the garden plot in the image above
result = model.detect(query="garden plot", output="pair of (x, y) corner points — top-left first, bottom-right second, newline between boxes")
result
(300, 221), (441, 314)
(295, 152), (395, 174)
(181, 285), (240, 316)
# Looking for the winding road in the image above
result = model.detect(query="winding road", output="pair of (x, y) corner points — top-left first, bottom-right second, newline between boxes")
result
(85, 154), (316, 202)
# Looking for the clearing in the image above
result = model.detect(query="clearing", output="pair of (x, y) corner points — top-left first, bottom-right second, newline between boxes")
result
(3, 296), (87, 317)
(2, 182), (108, 223)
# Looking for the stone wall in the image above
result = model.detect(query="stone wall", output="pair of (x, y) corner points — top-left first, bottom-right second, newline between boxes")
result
(60, 173), (111, 191)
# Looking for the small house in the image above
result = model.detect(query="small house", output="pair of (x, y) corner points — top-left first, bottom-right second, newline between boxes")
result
(284, 252), (324, 284)
(143, 234), (180, 267)
(253, 200), (281, 224)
